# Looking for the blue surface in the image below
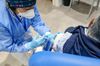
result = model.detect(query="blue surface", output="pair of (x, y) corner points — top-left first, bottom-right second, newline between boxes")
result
(29, 51), (100, 66)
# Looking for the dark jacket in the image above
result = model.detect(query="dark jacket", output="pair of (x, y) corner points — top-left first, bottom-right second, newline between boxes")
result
(63, 26), (100, 58)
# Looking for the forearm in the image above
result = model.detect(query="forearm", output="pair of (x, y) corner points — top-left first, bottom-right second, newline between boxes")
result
(4, 36), (46, 53)
(34, 22), (50, 36)
(1, 43), (31, 53)
(32, 4), (50, 36)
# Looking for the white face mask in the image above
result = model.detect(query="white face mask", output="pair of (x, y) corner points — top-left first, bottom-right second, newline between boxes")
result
(18, 9), (35, 19)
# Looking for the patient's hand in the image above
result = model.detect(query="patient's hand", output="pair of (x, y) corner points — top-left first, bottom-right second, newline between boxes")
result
(53, 32), (72, 52)
(53, 33), (65, 51)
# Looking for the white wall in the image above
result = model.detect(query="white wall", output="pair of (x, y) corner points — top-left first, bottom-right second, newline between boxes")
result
(53, 0), (62, 7)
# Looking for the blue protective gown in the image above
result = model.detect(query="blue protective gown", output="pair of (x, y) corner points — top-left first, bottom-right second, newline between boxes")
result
(0, 0), (50, 52)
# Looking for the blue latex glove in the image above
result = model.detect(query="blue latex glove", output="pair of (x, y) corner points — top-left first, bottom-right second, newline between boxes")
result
(44, 32), (55, 43)
(24, 36), (46, 50)
(44, 32), (62, 43)
(43, 32), (56, 51)
(43, 32), (63, 51)
(24, 32), (55, 51)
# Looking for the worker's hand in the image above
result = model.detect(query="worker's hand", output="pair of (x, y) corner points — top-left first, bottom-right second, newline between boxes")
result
(43, 32), (55, 43)
(44, 32), (62, 44)
(24, 36), (46, 50)
(42, 32), (55, 51)
(43, 32), (63, 51)
(29, 32), (55, 50)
